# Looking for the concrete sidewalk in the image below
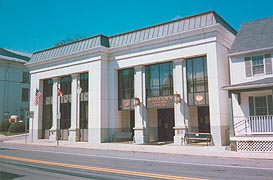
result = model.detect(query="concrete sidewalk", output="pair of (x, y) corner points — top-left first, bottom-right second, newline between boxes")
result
(1, 135), (273, 160)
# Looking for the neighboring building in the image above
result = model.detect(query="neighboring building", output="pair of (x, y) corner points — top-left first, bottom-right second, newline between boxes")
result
(0, 48), (31, 123)
(27, 11), (236, 146)
(225, 16), (273, 152)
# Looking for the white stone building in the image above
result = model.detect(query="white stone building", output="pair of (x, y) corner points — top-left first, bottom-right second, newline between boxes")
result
(27, 11), (236, 146)
(224, 16), (273, 152)
(0, 48), (31, 122)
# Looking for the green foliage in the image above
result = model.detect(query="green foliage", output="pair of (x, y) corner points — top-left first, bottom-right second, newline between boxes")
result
(0, 120), (11, 132)
(8, 122), (25, 133)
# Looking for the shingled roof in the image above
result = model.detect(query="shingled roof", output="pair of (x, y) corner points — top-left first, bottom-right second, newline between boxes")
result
(229, 16), (273, 56)
(29, 11), (236, 63)
(0, 48), (31, 63)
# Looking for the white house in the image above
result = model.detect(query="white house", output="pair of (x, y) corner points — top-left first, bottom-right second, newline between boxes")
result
(27, 11), (236, 146)
(0, 48), (31, 122)
(225, 16), (273, 152)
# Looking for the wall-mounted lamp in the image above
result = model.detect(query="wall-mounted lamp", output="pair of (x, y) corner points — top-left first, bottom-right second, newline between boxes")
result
(174, 93), (181, 104)
(134, 97), (140, 106)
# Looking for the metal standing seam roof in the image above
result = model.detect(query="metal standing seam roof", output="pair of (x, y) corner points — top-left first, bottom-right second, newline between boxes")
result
(30, 11), (236, 63)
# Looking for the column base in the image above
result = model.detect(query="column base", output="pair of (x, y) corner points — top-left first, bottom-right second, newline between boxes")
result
(49, 129), (57, 142)
(68, 129), (79, 142)
(173, 126), (186, 146)
(134, 127), (149, 144)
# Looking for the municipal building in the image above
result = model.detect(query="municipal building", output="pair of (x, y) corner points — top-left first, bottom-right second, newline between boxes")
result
(27, 11), (236, 146)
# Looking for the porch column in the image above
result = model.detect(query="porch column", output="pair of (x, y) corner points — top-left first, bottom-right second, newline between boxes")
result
(68, 74), (80, 142)
(49, 77), (59, 141)
(228, 92), (235, 137)
(134, 66), (148, 144)
(173, 59), (187, 145)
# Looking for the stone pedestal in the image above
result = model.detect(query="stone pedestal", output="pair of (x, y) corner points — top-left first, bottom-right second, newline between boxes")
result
(134, 127), (149, 144)
(49, 129), (57, 142)
(173, 126), (186, 145)
(68, 129), (79, 142)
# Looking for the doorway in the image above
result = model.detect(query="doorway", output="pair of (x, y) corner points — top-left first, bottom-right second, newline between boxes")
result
(198, 106), (210, 133)
(157, 108), (174, 141)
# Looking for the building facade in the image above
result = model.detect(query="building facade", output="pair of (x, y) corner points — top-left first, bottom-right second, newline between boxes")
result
(0, 48), (31, 122)
(27, 11), (236, 146)
(225, 16), (273, 152)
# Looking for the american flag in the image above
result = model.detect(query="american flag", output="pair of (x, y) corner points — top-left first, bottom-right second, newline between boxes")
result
(34, 88), (42, 106)
(58, 88), (63, 96)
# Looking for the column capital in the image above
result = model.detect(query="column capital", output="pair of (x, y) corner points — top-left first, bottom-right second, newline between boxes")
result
(71, 73), (79, 79)
(173, 58), (184, 65)
(52, 77), (60, 82)
(134, 66), (144, 72)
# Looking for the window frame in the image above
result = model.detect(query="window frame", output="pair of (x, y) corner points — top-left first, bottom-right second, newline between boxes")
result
(249, 95), (273, 116)
(145, 62), (173, 98)
(251, 55), (265, 75)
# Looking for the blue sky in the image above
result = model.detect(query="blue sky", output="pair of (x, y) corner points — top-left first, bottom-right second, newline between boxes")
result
(0, 0), (272, 54)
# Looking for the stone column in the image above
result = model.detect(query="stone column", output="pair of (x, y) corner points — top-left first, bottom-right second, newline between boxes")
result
(134, 66), (148, 144)
(68, 74), (80, 142)
(49, 77), (59, 141)
(173, 59), (187, 145)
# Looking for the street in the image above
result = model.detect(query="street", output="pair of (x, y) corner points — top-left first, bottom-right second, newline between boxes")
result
(0, 143), (273, 180)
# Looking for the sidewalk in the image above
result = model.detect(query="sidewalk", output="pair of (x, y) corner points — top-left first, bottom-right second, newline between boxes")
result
(1, 135), (273, 160)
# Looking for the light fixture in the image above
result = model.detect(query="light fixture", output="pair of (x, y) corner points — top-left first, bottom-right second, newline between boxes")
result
(174, 93), (181, 104)
(134, 97), (140, 106)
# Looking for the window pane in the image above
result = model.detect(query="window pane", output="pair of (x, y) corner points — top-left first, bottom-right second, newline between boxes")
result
(150, 65), (159, 86)
(145, 62), (173, 97)
(252, 55), (263, 65)
(253, 65), (264, 74)
(255, 96), (267, 115)
(252, 55), (264, 74)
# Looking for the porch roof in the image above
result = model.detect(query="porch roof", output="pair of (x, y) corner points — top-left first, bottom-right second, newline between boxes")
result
(223, 77), (273, 91)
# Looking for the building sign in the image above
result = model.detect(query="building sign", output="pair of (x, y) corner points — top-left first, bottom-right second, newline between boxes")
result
(147, 96), (174, 109)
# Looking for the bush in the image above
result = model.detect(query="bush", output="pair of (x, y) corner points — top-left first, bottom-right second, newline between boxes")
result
(8, 122), (25, 133)
(0, 120), (11, 132)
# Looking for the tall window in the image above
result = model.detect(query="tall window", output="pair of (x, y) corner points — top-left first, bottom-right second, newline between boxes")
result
(145, 62), (173, 97)
(60, 76), (72, 129)
(186, 56), (208, 105)
(118, 68), (134, 110)
(43, 79), (53, 130)
(80, 73), (88, 129)
(249, 95), (273, 116)
(21, 88), (29, 102)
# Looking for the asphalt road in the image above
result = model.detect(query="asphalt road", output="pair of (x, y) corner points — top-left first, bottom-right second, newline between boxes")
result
(0, 143), (273, 180)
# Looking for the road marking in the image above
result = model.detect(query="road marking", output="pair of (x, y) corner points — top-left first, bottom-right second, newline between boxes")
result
(3, 146), (273, 171)
(0, 155), (204, 180)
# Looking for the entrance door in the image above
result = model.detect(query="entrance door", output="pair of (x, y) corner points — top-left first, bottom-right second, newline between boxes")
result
(198, 106), (210, 133)
(157, 108), (174, 141)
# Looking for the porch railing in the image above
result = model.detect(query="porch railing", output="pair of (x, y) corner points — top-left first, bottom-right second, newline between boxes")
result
(234, 115), (273, 135)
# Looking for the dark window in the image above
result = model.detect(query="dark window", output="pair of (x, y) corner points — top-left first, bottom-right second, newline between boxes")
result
(22, 72), (29, 83)
(21, 88), (29, 102)
(60, 76), (72, 129)
(118, 68), (134, 110)
(43, 79), (53, 130)
(186, 56), (208, 105)
(80, 73), (88, 129)
(249, 95), (273, 116)
(145, 62), (173, 97)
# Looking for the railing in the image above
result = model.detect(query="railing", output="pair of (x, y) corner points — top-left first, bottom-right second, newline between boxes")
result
(234, 115), (273, 135)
